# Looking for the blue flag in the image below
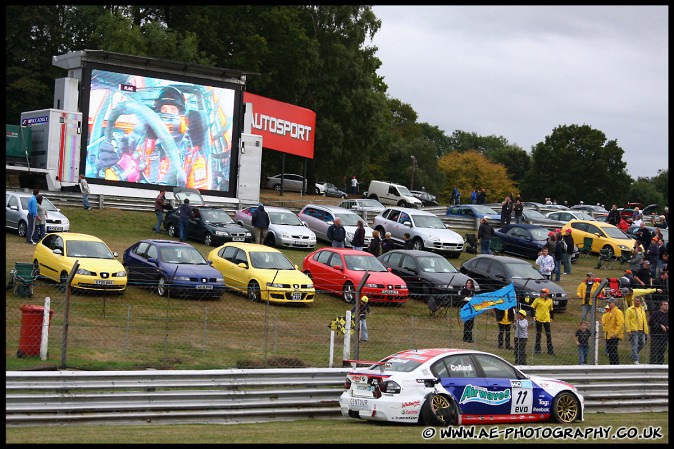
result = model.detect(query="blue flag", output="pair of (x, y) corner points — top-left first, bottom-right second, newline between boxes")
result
(460, 283), (518, 322)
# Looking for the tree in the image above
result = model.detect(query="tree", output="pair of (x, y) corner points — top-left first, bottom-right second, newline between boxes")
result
(519, 124), (632, 206)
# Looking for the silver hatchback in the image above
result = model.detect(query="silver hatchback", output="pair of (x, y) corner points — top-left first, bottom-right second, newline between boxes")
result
(298, 204), (373, 248)
(6, 191), (71, 238)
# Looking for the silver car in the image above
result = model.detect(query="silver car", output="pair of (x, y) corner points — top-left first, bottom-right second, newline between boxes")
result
(6, 191), (70, 237)
(546, 210), (597, 222)
(264, 173), (307, 192)
(372, 207), (464, 257)
(234, 205), (317, 249)
(338, 198), (386, 215)
(298, 204), (373, 248)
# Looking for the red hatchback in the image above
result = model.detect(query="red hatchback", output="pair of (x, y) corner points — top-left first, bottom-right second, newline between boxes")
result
(302, 247), (408, 304)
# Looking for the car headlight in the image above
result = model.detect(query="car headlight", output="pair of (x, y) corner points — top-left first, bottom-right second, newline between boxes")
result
(281, 232), (290, 238)
(267, 282), (284, 288)
(365, 283), (378, 288)
(215, 231), (228, 236)
(245, 232), (252, 237)
(76, 268), (93, 276)
(307, 283), (314, 289)
(116, 270), (127, 277)
(618, 245), (629, 250)
(174, 276), (191, 281)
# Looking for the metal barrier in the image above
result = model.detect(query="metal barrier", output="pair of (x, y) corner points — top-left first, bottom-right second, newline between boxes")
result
(5, 365), (668, 426)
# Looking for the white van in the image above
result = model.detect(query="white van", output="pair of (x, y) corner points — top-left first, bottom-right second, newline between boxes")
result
(365, 180), (423, 209)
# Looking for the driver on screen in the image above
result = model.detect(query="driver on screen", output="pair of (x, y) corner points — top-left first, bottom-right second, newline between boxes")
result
(99, 86), (209, 189)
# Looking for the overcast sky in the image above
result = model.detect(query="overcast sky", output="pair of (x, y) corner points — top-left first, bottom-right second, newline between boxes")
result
(370, 5), (668, 180)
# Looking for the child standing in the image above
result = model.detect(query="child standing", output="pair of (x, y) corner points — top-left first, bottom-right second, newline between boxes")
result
(574, 321), (591, 365)
(513, 309), (530, 365)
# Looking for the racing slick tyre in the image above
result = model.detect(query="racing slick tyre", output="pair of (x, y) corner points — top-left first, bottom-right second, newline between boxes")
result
(551, 391), (580, 423)
(420, 393), (458, 426)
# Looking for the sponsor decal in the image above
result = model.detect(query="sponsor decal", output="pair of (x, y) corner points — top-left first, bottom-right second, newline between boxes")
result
(391, 416), (417, 421)
(532, 407), (549, 413)
(21, 116), (49, 126)
(460, 385), (511, 405)
(401, 409), (419, 415)
(350, 375), (367, 383)
(402, 400), (421, 408)
(538, 399), (550, 407)
(511, 380), (532, 388)
(450, 364), (473, 372)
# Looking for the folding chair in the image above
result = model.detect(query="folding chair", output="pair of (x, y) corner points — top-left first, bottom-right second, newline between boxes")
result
(606, 277), (622, 299)
(465, 233), (478, 254)
(618, 250), (632, 269)
(490, 236), (503, 255)
(579, 237), (594, 258)
(596, 248), (615, 270)
(10, 262), (38, 298)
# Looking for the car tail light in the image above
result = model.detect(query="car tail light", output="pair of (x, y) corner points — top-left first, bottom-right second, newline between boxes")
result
(343, 378), (351, 390)
(379, 380), (401, 394)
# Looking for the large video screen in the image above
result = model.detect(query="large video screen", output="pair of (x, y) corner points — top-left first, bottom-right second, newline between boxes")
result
(83, 68), (239, 194)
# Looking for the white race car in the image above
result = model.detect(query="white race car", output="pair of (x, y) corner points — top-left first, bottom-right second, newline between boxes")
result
(340, 348), (584, 425)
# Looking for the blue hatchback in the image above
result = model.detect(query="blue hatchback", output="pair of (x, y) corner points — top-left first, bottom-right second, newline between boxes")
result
(123, 239), (226, 298)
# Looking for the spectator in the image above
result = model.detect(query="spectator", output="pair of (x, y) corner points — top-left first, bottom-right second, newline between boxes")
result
(574, 320), (591, 365)
(655, 238), (667, 276)
(403, 232), (414, 250)
(451, 186), (461, 205)
(26, 188), (39, 244)
(625, 296), (649, 364)
(544, 232), (556, 256)
(635, 222), (652, 251)
(351, 176), (358, 194)
(351, 220), (366, 251)
(494, 307), (514, 349)
(35, 195), (47, 242)
(553, 233), (564, 282)
(500, 196), (513, 226)
(476, 188), (486, 205)
(652, 271), (668, 304)
(632, 206), (641, 222)
(79, 174), (92, 210)
(513, 309), (530, 365)
(513, 198), (524, 224)
(368, 229), (382, 256)
(529, 288), (555, 356)
(351, 295), (370, 342)
(647, 238), (659, 277)
(634, 260), (653, 287)
(648, 300), (669, 364)
(327, 217), (346, 248)
(562, 228), (574, 275)
(628, 245), (644, 273)
(470, 189), (477, 204)
(606, 204), (620, 226)
(601, 297), (624, 365)
(577, 272), (600, 322)
(178, 198), (191, 242)
(535, 247), (554, 280)
(251, 204), (270, 245)
(381, 232), (395, 254)
(461, 279), (476, 343)
(477, 217), (494, 255)
(617, 216), (630, 231)
(621, 285), (663, 315)
(154, 189), (167, 233)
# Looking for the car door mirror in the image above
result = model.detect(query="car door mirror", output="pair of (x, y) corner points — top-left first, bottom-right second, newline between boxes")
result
(10, 205), (18, 211)
(495, 274), (505, 281)
(301, 221), (308, 227)
(332, 265), (343, 271)
(53, 248), (63, 255)
(403, 221), (412, 227)
(237, 262), (248, 269)
(148, 257), (157, 264)
(113, 252), (119, 257)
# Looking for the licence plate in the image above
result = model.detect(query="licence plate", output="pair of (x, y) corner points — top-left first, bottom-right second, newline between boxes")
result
(233, 237), (245, 242)
(349, 398), (369, 411)
(294, 241), (307, 246)
(382, 290), (398, 294)
(95, 280), (113, 285)
(291, 292), (302, 300)
(47, 227), (62, 232)
(196, 285), (214, 290)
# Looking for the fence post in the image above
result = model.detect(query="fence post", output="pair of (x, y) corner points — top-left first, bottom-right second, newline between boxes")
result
(203, 307), (208, 354)
(125, 305), (130, 355)
(40, 297), (51, 361)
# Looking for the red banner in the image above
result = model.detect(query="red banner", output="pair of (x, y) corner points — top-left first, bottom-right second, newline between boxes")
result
(243, 92), (316, 159)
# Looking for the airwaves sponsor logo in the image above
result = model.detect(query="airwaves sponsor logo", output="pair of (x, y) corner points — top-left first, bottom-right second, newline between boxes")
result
(459, 384), (511, 405)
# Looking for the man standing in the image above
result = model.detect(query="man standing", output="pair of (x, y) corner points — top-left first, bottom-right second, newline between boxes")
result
(513, 309), (530, 365)
(625, 296), (649, 364)
(576, 272), (600, 322)
(648, 300), (669, 364)
(251, 204), (270, 244)
(351, 176), (358, 195)
(535, 247), (555, 280)
(154, 189), (166, 233)
(26, 189), (39, 244)
(477, 217), (493, 255)
(602, 297), (624, 365)
(178, 198), (191, 242)
(327, 217), (346, 248)
(563, 229), (575, 275)
(635, 222), (652, 252)
(606, 204), (620, 226)
(470, 189), (477, 204)
(500, 196), (513, 225)
(530, 288), (555, 356)
(79, 174), (92, 210)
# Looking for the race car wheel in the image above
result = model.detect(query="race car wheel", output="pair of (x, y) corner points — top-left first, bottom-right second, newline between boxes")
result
(421, 393), (458, 426)
(342, 282), (356, 303)
(248, 281), (262, 302)
(551, 391), (580, 423)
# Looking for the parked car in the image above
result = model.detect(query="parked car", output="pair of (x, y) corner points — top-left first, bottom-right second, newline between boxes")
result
(123, 239), (225, 298)
(493, 223), (579, 262)
(410, 190), (439, 207)
(298, 204), (373, 248)
(339, 348), (583, 425)
(372, 207), (464, 257)
(234, 205), (316, 249)
(625, 225), (668, 246)
(459, 255), (569, 312)
(302, 247), (408, 304)
(338, 198), (386, 216)
(164, 205), (253, 246)
(571, 204), (609, 220)
(264, 173), (307, 192)
(320, 182), (348, 198)
(520, 208), (566, 228)
(6, 191), (70, 237)
(378, 250), (479, 305)
(365, 180), (423, 208)
(561, 219), (635, 258)
(208, 242), (315, 304)
(32, 232), (127, 292)
(545, 210), (597, 222)
(446, 204), (501, 222)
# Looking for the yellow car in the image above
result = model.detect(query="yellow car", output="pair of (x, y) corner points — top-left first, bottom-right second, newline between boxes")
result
(561, 220), (635, 258)
(208, 242), (314, 304)
(33, 232), (127, 292)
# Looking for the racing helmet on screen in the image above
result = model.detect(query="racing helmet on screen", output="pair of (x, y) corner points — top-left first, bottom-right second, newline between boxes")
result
(153, 86), (187, 140)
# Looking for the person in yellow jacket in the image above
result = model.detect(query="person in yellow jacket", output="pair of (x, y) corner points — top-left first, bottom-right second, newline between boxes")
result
(529, 288), (555, 356)
(625, 296), (649, 364)
(620, 286), (662, 313)
(601, 297), (624, 365)
(577, 272), (601, 322)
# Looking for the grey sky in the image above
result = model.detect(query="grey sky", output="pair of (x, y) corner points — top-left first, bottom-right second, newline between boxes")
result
(371, 5), (668, 180)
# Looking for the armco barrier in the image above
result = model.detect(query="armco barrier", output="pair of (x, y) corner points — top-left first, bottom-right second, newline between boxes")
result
(5, 364), (668, 426)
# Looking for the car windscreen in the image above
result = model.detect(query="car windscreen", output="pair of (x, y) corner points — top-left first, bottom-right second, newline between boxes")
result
(576, 212), (595, 220)
(335, 212), (362, 226)
(200, 208), (234, 224)
(397, 186), (413, 196)
(249, 251), (295, 270)
(411, 215), (445, 229)
(472, 205), (499, 214)
(505, 262), (544, 280)
(523, 209), (547, 219)
(360, 199), (383, 208)
(160, 246), (209, 264)
(42, 197), (60, 212)
(602, 226), (630, 239)
(344, 254), (388, 272)
(66, 241), (115, 259)
(417, 255), (458, 273)
(528, 227), (550, 240)
(269, 211), (303, 226)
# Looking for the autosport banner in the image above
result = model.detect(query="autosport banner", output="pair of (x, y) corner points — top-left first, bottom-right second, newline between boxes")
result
(243, 92), (316, 159)
(460, 283), (518, 322)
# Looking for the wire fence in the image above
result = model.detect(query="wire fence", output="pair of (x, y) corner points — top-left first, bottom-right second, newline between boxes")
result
(5, 272), (669, 370)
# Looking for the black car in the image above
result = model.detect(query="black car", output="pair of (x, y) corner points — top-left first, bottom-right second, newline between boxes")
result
(459, 254), (568, 312)
(163, 205), (253, 246)
(494, 223), (550, 259)
(410, 190), (439, 207)
(378, 249), (478, 306)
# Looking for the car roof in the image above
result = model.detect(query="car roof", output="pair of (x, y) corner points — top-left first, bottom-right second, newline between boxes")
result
(387, 348), (489, 361)
(52, 232), (105, 242)
(246, 205), (293, 213)
(139, 239), (194, 247)
(315, 247), (374, 256)
(567, 219), (616, 228)
(501, 223), (545, 230)
(385, 249), (443, 257)
(386, 206), (434, 215)
(221, 242), (282, 253)
(301, 204), (354, 213)
(468, 254), (529, 265)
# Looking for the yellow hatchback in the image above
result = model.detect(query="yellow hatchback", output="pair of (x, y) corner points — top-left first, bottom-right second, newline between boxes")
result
(561, 220), (635, 258)
(32, 232), (127, 292)
(208, 242), (314, 304)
